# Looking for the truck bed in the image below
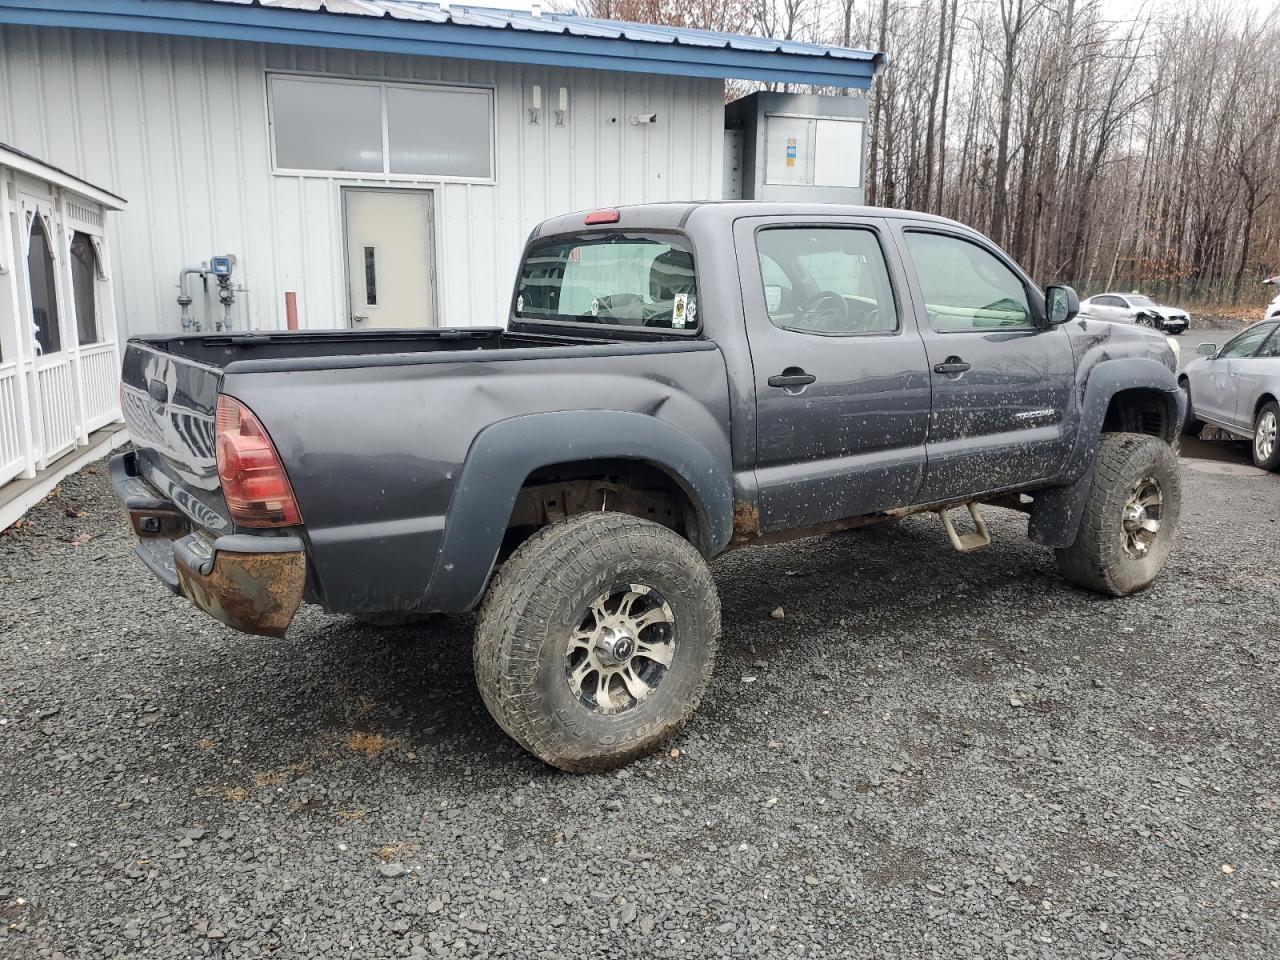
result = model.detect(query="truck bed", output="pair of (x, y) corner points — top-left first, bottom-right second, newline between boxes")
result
(118, 326), (732, 615)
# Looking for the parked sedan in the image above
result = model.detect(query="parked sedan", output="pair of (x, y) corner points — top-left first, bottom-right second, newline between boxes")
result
(1080, 292), (1190, 333)
(1179, 320), (1280, 469)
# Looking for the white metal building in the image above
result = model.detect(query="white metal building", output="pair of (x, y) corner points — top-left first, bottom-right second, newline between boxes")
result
(0, 0), (880, 340)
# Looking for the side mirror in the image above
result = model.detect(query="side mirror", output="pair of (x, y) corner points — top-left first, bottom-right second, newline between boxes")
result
(1044, 284), (1080, 326)
(1197, 342), (1218, 358)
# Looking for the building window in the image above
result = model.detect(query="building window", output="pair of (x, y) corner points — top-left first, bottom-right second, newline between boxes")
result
(70, 231), (100, 344)
(27, 215), (61, 355)
(363, 246), (378, 306)
(268, 74), (494, 180)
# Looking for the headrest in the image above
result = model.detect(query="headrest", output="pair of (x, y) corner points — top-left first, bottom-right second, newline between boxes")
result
(649, 249), (695, 302)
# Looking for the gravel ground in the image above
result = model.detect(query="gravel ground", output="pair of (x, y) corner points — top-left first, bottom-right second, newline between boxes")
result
(1, 449), (1277, 960)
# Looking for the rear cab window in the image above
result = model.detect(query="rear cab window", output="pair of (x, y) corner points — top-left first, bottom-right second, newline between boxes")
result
(515, 232), (698, 333)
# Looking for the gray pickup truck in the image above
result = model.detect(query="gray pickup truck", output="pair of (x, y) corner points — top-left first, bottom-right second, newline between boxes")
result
(112, 202), (1185, 772)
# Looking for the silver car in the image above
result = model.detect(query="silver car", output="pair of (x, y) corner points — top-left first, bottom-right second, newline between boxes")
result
(1080, 292), (1191, 334)
(1179, 320), (1280, 470)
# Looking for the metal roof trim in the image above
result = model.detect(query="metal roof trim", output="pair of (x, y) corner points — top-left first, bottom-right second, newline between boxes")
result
(0, 0), (883, 87)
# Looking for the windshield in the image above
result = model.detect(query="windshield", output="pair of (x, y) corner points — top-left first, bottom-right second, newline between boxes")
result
(1128, 295), (1156, 306)
(514, 233), (697, 331)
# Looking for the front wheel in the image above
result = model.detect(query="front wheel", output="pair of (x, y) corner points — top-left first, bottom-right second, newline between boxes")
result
(1253, 401), (1280, 470)
(474, 512), (720, 772)
(1055, 433), (1181, 596)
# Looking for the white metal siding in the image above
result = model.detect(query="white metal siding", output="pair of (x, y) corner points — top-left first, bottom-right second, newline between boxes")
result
(0, 26), (726, 336)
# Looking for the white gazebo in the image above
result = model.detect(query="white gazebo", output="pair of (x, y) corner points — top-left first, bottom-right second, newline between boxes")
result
(1, 144), (126, 526)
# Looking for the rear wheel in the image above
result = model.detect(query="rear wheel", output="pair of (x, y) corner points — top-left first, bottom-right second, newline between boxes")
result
(1253, 401), (1280, 471)
(474, 512), (720, 772)
(1056, 433), (1181, 596)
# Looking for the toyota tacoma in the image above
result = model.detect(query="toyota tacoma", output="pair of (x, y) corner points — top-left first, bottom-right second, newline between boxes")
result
(112, 202), (1185, 771)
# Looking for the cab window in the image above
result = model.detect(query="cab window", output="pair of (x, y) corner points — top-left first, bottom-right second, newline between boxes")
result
(754, 227), (897, 336)
(515, 233), (697, 331)
(903, 231), (1033, 332)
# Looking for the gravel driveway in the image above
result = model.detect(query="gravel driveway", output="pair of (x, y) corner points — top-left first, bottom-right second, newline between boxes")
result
(1, 448), (1277, 959)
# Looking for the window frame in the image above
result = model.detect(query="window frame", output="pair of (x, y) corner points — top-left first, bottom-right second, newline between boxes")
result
(752, 223), (902, 338)
(265, 72), (497, 184)
(510, 229), (703, 338)
(900, 226), (1041, 334)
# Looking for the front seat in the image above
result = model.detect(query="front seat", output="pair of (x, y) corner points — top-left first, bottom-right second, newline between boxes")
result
(648, 249), (696, 327)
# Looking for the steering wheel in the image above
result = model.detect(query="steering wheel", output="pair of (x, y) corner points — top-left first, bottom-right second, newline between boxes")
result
(796, 291), (849, 331)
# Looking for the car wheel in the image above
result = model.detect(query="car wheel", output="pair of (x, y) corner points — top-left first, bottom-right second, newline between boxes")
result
(1179, 377), (1203, 436)
(1055, 433), (1181, 597)
(474, 512), (720, 772)
(1253, 400), (1280, 471)
(1135, 314), (1154, 328)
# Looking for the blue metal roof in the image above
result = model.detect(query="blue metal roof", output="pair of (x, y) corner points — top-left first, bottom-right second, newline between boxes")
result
(0, 0), (883, 89)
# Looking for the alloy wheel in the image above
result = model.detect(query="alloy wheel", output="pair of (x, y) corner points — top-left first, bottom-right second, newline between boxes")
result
(1120, 476), (1163, 560)
(565, 583), (676, 715)
(1256, 409), (1277, 463)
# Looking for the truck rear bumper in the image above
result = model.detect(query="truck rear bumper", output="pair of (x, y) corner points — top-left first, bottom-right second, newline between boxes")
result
(110, 452), (306, 638)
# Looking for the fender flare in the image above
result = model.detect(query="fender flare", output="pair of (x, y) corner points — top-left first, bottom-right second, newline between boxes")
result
(423, 410), (734, 611)
(1028, 357), (1184, 549)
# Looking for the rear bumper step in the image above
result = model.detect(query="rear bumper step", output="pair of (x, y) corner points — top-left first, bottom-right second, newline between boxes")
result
(110, 452), (306, 638)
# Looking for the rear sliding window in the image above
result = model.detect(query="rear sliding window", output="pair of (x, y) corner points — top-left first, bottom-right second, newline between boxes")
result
(515, 233), (698, 331)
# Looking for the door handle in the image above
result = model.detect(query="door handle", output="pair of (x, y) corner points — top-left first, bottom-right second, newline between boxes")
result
(146, 379), (169, 404)
(352, 315), (369, 323)
(768, 370), (817, 389)
(933, 358), (971, 376)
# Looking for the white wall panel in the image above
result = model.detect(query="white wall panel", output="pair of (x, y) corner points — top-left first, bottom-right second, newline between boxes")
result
(0, 26), (726, 338)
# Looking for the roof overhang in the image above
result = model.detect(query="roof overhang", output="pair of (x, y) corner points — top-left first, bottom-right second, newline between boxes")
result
(0, 142), (127, 209)
(0, 0), (881, 89)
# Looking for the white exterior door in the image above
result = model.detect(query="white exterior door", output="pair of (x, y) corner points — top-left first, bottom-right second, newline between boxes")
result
(343, 189), (437, 329)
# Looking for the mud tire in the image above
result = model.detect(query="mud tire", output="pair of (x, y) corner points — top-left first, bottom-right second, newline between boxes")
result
(1055, 433), (1181, 596)
(474, 512), (719, 773)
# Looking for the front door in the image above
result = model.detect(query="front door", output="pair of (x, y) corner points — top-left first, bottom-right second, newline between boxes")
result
(343, 189), (436, 329)
(736, 216), (932, 531)
(895, 226), (1076, 501)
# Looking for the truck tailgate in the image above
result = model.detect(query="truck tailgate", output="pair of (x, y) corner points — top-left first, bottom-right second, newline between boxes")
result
(119, 341), (232, 535)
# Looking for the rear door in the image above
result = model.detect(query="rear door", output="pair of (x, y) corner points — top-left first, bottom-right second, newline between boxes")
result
(735, 215), (931, 531)
(894, 224), (1076, 500)
(1235, 326), (1280, 427)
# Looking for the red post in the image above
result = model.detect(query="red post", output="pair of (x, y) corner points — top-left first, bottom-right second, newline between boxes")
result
(284, 291), (298, 331)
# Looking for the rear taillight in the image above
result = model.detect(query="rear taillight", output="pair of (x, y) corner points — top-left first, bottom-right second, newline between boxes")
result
(214, 395), (301, 527)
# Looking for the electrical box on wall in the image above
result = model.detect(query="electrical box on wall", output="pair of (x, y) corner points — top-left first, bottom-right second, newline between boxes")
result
(724, 92), (869, 204)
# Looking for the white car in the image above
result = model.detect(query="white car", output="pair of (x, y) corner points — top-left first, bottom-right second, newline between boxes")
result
(1079, 292), (1190, 334)
(1263, 276), (1280, 321)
